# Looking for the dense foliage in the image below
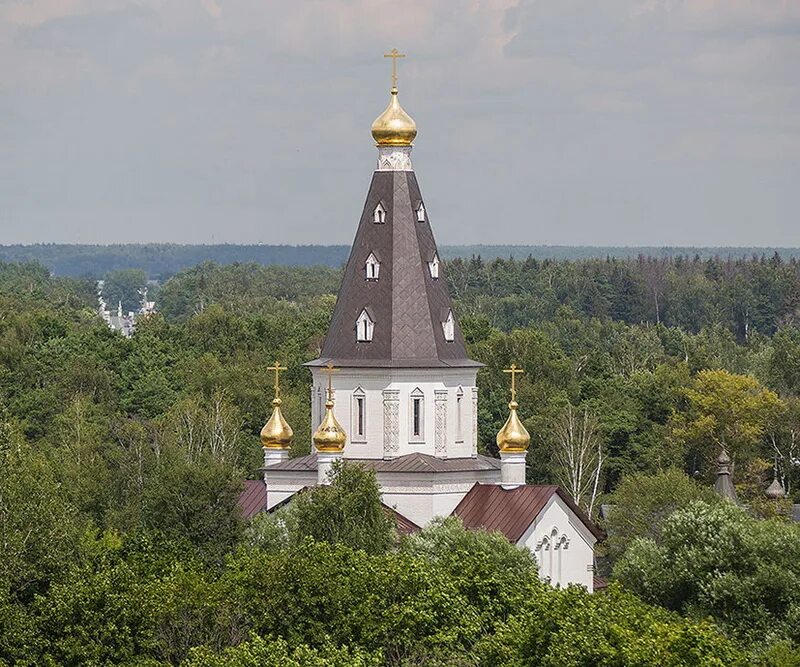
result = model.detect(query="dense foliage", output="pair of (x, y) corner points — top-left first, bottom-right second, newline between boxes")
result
(3, 254), (800, 663)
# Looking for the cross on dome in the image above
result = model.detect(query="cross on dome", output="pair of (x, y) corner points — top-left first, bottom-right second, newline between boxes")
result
(384, 48), (406, 90)
(503, 364), (525, 402)
(266, 361), (287, 399)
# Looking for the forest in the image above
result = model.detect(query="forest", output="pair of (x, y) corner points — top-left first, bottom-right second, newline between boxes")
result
(3, 243), (800, 279)
(2, 254), (800, 665)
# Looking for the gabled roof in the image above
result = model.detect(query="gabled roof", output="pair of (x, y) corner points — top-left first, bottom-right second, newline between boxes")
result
(452, 483), (605, 543)
(238, 479), (267, 519)
(263, 452), (501, 474)
(307, 170), (480, 369)
(383, 504), (421, 535)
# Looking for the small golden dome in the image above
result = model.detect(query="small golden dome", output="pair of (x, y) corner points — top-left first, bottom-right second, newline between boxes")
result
(371, 87), (417, 146)
(496, 401), (530, 453)
(260, 397), (294, 449)
(313, 399), (347, 452)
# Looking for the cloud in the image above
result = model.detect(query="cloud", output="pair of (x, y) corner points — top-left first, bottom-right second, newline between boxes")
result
(0, 0), (797, 245)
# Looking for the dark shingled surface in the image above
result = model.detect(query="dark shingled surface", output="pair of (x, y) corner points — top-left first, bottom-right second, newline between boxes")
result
(238, 479), (267, 519)
(308, 170), (480, 368)
(263, 452), (501, 474)
(452, 483), (605, 543)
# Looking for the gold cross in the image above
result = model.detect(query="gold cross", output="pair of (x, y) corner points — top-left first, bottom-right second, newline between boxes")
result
(321, 361), (339, 401)
(266, 361), (287, 398)
(384, 48), (406, 89)
(503, 364), (525, 402)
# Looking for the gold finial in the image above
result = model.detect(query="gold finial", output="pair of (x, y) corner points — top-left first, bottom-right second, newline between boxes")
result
(371, 49), (417, 146)
(260, 361), (293, 449)
(497, 364), (530, 453)
(313, 362), (347, 452)
(384, 48), (406, 90)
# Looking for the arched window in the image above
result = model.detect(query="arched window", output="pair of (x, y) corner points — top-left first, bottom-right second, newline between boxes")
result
(549, 528), (559, 584)
(538, 536), (552, 583)
(416, 202), (426, 222)
(410, 387), (424, 441)
(442, 310), (455, 342)
(351, 387), (366, 441)
(315, 385), (324, 428)
(365, 253), (380, 280)
(373, 202), (387, 223)
(429, 253), (439, 279)
(356, 309), (374, 342)
(556, 534), (569, 586)
(456, 386), (464, 442)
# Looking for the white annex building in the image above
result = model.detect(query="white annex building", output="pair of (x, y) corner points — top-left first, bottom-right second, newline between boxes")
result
(254, 53), (603, 592)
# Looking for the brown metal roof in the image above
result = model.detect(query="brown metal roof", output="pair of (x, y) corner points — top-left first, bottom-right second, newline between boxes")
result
(307, 170), (479, 369)
(263, 452), (501, 474)
(452, 483), (605, 543)
(237, 479), (267, 519)
(382, 504), (421, 535)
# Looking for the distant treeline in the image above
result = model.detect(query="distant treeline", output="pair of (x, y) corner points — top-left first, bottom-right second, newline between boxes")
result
(3, 243), (800, 279)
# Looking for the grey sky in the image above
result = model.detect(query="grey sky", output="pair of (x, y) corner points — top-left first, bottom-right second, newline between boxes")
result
(1, 0), (798, 246)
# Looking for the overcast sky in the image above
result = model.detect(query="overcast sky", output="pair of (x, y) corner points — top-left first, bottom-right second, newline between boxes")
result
(1, 1), (798, 246)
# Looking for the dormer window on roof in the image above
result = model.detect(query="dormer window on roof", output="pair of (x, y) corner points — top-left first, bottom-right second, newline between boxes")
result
(442, 309), (455, 342)
(373, 202), (387, 223)
(429, 253), (440, 280)
(416, 202), (426, 222)
(365, 253), (380, 280)
(356, 308), (374, 342)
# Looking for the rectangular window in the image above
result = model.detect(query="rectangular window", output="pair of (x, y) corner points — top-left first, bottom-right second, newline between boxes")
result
(356, 397), (364, 437)
(456, 394), (463, 442)
(413, 398), (422, 437)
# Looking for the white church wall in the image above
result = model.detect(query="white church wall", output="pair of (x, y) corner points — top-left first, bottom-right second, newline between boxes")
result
(310, 367), (478, 460)
(263, 470), (316, 510)
(378, 469), (500, 527)
(518, 494), (596, 592)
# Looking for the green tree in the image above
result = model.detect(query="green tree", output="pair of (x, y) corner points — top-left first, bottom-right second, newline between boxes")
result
(614, 500), (800, 644)
(183, 635), (382, 667)
(669, 369), (784, 479)
(102, 269), (148, 313)
(601, 469), (720, 564)
(250, 462), (394, 555)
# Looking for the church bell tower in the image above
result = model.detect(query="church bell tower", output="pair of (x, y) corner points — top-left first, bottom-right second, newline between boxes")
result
(305, 50), (483, 462)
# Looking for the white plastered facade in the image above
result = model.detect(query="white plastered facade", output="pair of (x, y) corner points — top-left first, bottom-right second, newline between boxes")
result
(517, 494), (597, 592)
(309, 367), (479, 460)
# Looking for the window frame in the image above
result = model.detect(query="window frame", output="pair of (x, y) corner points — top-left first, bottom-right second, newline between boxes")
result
(365, 252), (380, 281)
(356, 309), (374, 343)
(351, 388), (367, 442)
(409, 388), (425, 442)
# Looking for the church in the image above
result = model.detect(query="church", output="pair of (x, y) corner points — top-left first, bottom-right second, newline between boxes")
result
(250, 52), (603, 592)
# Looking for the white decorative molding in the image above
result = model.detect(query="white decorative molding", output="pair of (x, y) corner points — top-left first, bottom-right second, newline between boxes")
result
(471, 387), (478, 457)
(378, 481), (480, 494)
(376, 146), (413, 171)
(434, 389), (448, 458)
(382, 389), (400, 458)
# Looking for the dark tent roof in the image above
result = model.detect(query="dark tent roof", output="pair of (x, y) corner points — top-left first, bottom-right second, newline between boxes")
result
(307, 170), (480, 369)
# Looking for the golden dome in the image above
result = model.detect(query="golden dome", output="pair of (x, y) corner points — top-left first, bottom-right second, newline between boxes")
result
(371, 87), (417, 146)
(260, 397), (293, 449)
(496, 400), (530, 453)
(313, 398), (347, 452)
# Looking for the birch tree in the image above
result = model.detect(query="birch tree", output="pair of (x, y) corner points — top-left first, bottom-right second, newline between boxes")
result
(551, 404), (604, 517)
